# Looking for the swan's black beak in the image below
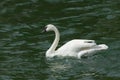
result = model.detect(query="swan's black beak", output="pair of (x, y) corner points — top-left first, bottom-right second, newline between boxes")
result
(41, 29), (46, 33)
(41, 26), (47, 33)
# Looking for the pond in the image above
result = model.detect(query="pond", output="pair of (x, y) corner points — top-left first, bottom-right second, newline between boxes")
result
(0, 0), (120, 80)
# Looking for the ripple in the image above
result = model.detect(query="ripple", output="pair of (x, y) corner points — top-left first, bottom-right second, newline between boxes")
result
(0, 0), (120, 80)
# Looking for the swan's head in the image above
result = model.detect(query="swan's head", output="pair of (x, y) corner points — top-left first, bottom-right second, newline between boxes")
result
(43, 24), (56, 32)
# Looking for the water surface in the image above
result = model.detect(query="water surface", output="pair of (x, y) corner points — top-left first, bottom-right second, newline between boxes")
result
(0, 0), (120, 80)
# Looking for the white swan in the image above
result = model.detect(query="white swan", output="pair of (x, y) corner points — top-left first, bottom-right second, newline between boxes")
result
(43, 24), (108, 59)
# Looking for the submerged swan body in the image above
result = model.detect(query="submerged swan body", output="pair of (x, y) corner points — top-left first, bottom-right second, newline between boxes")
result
(44, 24), (108, 59)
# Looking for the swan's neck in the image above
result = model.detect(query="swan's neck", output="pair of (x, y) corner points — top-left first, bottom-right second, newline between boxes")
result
(47, 27), (60, 55)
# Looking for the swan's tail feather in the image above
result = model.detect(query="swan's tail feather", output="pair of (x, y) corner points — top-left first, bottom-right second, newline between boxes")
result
(90, 44), (108, 51)
(78, 44), (108, 59)
(97, 44), (108, 50)
(77, 44), (108, 59)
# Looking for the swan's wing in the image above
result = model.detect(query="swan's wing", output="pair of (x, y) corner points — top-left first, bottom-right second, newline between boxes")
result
(84, 40), (95, 43)
(55, 39), (108, 58)
(57, 39), (97, 53)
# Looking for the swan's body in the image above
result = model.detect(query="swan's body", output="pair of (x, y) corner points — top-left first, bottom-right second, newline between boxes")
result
(44, 24), (108, 59)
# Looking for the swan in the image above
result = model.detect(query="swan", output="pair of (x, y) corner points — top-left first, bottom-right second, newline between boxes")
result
(43, 24), (108, 59)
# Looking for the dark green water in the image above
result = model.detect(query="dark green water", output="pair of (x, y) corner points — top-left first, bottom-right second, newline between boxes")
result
(0, 0), (120, 80)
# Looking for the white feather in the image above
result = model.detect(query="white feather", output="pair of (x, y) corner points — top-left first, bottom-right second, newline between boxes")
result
(44, 24), (108, 59)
